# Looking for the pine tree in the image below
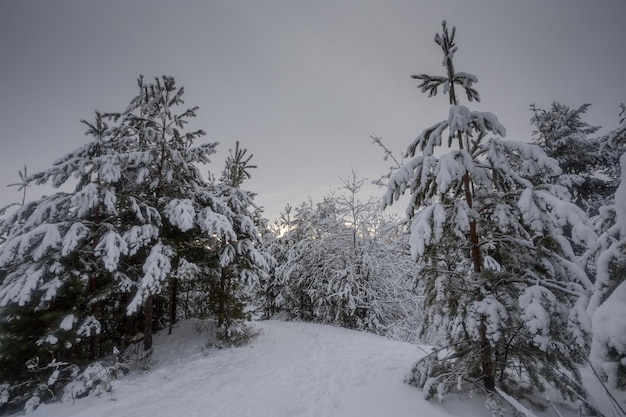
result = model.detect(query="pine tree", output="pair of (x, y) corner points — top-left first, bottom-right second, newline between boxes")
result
(588, 153), (626, 392)
(209, 141), (270, 338)
(530, 102), (616, 217)
(0, 75), (239, 410)
(586, 104), (626, 392)
(382, 21), (596, 403)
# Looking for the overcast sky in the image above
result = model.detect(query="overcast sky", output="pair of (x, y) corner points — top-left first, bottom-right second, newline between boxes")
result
(1, 0), (625, 221)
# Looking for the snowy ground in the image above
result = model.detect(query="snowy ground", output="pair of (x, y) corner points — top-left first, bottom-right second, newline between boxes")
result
(24, 320), (603, 417)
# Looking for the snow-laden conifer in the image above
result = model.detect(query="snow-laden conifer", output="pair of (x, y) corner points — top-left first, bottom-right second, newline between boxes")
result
(530, 102), (617, 217)
(589, 154), (626, 391)
(208, 142), (271, 337)
(0, 75), (245, 411)
(382, 22), (595, 403)
(585, 105), (626, 393)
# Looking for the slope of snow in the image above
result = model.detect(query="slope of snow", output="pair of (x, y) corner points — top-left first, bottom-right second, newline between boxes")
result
(25, 320), (581, 417)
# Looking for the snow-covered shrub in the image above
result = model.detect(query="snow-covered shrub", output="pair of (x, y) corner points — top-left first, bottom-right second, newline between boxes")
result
(0, 383), (9, 407)
(62, 356), (129, 402)
(268, 174), (423, 340)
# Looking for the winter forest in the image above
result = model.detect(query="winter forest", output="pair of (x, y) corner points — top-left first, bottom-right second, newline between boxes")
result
(1, 20), (625, 416)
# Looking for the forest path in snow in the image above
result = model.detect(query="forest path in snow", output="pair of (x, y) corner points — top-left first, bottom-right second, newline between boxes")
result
(25, 320), (514, 417)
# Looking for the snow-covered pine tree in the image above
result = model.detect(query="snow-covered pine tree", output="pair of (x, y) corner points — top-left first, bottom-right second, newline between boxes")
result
(530, 102), (617, 217)
(382, 22), (596, 403)
(586, 104), (626, 393)
(209, 141), (270, 338)
(0, 75), (239, 411)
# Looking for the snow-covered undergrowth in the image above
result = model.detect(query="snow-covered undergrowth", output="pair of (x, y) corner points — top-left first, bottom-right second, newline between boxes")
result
(21, 319), (611, 417)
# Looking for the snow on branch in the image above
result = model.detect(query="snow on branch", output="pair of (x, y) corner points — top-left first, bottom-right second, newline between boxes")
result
(70, 184), (99, 219)
(409, 203), (446, 259)
(519, 285), (557, 351)
(382, 155), (422, 209)
(0, 265), (44, 307)
(126, 242), (173, 315)
(95, 230), (128, 272)
(500, 140), (561, 180)
(405, 121), (448, 158)
(165, 199), (196, 232)
(123, 224), (160, 256)
(448, 105), (506, 138)
(198, 208), (237, 242)
(434, 150), (474, 193)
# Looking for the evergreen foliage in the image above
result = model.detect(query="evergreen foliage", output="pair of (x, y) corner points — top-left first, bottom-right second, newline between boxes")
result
(382, 22), (595, 403)
(0, 76), (268, 411)
(586, 107), (626, 391)
(209, 142), (271, 337)
(530, 102), (616, 216)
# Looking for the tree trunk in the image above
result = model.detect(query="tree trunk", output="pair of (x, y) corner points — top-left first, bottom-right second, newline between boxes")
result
(168, 278), (177, 335)
(144, 295), (153, 351)
(446, 57), (496, 392)
(480, 322), (496, 391)
(89, 205), (101, 360)
(218, 269), (226, 327)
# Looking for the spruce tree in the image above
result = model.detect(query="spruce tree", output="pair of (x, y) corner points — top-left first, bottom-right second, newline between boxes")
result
(382, 21), (596, 404)
(530, 102), (615, 217)
(210, 141), (270, 337)
(586, 104), (626, 393)
(0, 75), (240, 410)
